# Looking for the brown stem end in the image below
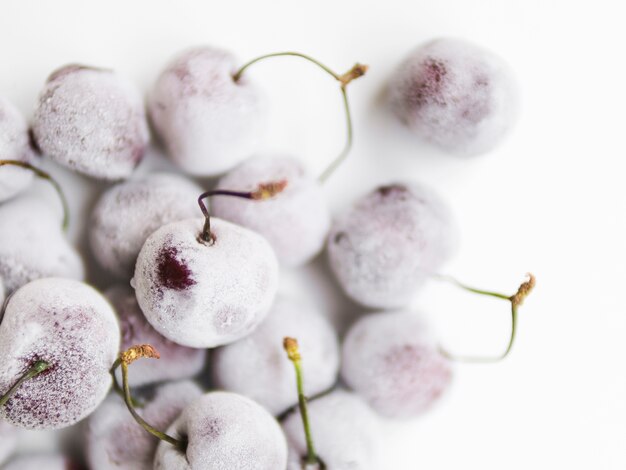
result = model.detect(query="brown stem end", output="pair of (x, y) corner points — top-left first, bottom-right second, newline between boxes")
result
(338, 63), (369, 87)
(510, 273), (536, 307)
(120, 345), (160, 366)
(283, 337), (301, 362)
(251, 180), (288, 200)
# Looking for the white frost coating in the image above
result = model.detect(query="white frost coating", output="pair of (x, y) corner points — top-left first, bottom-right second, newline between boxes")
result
(0, 97), (34, 202)
(154, 391), (287, 470)
(213, 156), (331, 266)
(0, 194), (84, 294)
(0, 277), (5, 307)
(282, 390), (382, 470)
(90, 173), (202, 278)
(107, 286), (206, 387)
(32, 65), (149, 180)
(133, 217), (279, 348)
(327, 182), (456, 309)
(341, 311), (453, 419)
(0, 278), (120, 429)
(148, 47), (267, 176)
(2, 453), (69, 470)
(212, 296), (339, 415)
(0, 420), (19, 465)
(87, 380), (203, 470)
(389, 38), (519, 156)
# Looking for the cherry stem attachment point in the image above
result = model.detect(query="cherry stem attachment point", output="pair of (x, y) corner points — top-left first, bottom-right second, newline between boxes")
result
(232, 52), (368, 183)
(0, 360), (50, 408)
(0, 160), (70, 231)
(197, 180), (287, 244)
(437, 273), (536, 363)
(112, 345), (185, 451)
(284, 337), (324, 469)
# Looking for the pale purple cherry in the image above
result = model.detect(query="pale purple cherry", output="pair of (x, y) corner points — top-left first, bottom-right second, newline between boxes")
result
(0, 419), (19, 465)
(87, 380), (203, 470)
(282, 390), (382, 470)
(212, 296), (339, 415)
(341, 311), (452, 419)
(132, 215), (279, 348)
(0, 97), (35, 202)
(32, 64), (149, 180)
(212, 156), (331, 266)
(90, 173), (202, 279)
(0, 194), (83, 294)
(107, 285), (206, 387)
(327, 182), (457, 309)
(0, 278), (120, 429)
(389, 38), (519, 156)
(148, 47), (267, 176)
(2, 453), (74, 470)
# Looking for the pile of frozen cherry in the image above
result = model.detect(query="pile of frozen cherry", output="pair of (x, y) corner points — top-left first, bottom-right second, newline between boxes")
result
(0, 38), (534, 469)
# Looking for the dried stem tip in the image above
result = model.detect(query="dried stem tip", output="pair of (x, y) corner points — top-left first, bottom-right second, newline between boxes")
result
(338, 63), (369, 87)
(283, 337), (301, 362)
(510, 273), (536, 307)
(251, 180), (288, 200)
(120, 345), (160, 366)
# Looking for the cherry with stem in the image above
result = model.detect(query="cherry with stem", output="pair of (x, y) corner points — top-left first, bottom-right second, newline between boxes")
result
(284, 337), (326, 470)
(437, 273), (536, 362)
(233, 52), (368, 183)
(197, 180), (288, 243)
(0, 360), (50, 408)
(0, 160), (70, 230)
(110, 344), (186, 451)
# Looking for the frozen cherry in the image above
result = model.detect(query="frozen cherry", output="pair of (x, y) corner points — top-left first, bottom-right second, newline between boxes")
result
(341, 311), (452, 419)
(389, 38), (519, 156)
(0, 194), (83, 294)
(2, 453), (74, 470)
(133, 217), (278, 348)
(87, 380), (203, 470)
(0, 97), (35, 202)
(212, 296), (339, 415)
(0, 277), (5, 307)
(327, 182), (457, 309)
(148, 47), (267, 176)
(212, 156), (331, 266)
(107, 285), (206, 387)
(32, 64), (149, 180)
(90, 173), (202, 279)
(282, 390), (382, 470)
(0, 278), (120, 429)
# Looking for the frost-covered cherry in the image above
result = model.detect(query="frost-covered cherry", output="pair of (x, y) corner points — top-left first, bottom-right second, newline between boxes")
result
(389, 38), (519, 156)
(0, 420), (19, 465)
(0, 97), (35, 202)
(154, 391), (287, 470)
(0, 277), (5, 307)
(87, 380), (203, 470)
(133, 217), (278, 348)
(212, 296), (339, 415)
(327, 183), (456, 309)
(90, 173), (201, 279)
(0, 278), (120, 429)
(2, 453), (73, 470)
(148, 47), (267, 176)
(212, 156), (331, 266)
(282, 390), (381, 470)
(107, 285), (206, 387)
(0, 195), (84, 294)
(341, 311), (452, 419)
(31, 64), (149, 180)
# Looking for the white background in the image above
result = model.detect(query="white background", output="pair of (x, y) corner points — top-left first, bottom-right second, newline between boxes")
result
(1, 0), (625, 469)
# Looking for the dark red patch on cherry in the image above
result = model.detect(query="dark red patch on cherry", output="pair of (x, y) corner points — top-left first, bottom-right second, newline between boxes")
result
(156, 245), (196, 291)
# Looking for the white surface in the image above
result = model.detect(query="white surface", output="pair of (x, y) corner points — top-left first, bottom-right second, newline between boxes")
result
(1, 0), (625, 468)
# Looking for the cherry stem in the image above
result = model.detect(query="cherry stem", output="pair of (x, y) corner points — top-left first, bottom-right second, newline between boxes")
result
(0, 160), (69, 231)
(197, 180), (288, 243)
(437, 273), (536, 362)
(0, 360), (50, 408)
(112, 345), (185, 451)
(283, 337), (323, 469)
(232, 52), (368, 183)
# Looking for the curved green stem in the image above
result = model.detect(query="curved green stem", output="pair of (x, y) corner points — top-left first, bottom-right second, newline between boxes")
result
(0, 160), (69, 230)
(232, 52), (367, 183)
(0, 360), (50, 407)
(437, 273), (535, 362)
